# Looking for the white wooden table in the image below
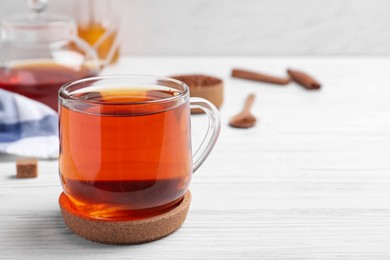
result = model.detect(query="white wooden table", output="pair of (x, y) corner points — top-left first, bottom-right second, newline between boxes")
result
(1, 57), (390, 259)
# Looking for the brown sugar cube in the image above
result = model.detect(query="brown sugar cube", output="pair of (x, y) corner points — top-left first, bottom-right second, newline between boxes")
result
(16, 158), (38, 178)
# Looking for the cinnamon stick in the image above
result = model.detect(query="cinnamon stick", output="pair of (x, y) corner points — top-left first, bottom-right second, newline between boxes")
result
(287, 69), (321, 90)
(232, 68), (290, 85)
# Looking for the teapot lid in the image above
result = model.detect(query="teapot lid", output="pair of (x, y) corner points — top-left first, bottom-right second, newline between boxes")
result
(2, 0), (77, 43)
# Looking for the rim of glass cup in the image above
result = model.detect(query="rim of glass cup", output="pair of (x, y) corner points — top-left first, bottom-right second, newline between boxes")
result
(58, 74), (189, 105)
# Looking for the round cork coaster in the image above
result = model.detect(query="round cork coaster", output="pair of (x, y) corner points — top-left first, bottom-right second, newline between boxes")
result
(59, 191), (191, 245)
(170, 74), (224, 114)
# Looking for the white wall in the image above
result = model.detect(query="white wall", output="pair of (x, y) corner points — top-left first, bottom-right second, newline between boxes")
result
(1, 0), (389, 55)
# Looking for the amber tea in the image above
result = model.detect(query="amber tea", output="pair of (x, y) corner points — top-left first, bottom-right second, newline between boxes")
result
(0, 62), (96, 111)
(78, 24), (120, 64)
(59, 86), (192, 220)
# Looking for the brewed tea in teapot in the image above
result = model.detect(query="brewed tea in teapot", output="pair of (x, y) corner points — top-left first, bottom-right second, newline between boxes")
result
(0, 0), (100, 110)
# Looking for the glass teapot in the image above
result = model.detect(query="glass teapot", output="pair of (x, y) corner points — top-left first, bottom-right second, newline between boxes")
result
(0, 0), (103, 111)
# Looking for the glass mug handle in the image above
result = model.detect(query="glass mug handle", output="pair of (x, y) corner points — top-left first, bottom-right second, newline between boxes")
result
(189, 97), (221, 173)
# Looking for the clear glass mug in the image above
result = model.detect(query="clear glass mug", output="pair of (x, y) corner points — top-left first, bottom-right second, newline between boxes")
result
(59, 75), (220, 220)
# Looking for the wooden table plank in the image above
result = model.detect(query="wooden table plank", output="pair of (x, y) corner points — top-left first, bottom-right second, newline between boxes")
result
(1, 57), (390, 259)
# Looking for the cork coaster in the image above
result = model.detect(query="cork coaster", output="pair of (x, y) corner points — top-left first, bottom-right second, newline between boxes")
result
(170, 74), (224, 114)
(59, 191), (191, 245)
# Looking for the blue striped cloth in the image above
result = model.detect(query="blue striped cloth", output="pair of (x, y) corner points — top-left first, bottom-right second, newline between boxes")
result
(0, 89), (58, 158)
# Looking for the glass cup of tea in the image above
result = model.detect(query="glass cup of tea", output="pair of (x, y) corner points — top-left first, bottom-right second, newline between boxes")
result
(58, 75), (220, 220)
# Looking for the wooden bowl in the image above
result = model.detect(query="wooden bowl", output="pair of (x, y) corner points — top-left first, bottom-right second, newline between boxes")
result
(170, 74), (223, 113)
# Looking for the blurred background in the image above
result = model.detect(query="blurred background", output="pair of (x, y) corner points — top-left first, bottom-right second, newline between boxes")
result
(1, 0), (389, 56)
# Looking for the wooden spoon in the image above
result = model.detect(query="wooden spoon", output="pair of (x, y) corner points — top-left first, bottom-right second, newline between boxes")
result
(229, 93), (257, 128)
